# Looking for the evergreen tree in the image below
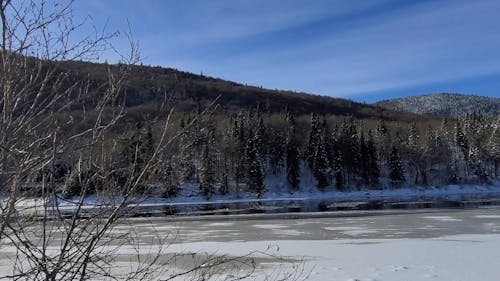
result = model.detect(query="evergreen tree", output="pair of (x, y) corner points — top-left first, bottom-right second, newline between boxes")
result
(366, 131), (380, 186)
(179, 117), (196, 182)
(488, 119), (500, 178)
(220, 162), (229, 195)
(313, 137), (329, 189)
(359, 132), (370, 185)
(285, 114), (300, 190)
(455, 119), (468, 161)
(306, 113), (321, 169)
(161, 162), (179, 198)
(246, 133), (265, 197)
(199, 144), (215, 199)
(328, 125), (344, 190)
(232, 112), (248, 188)
(120, 122), (155, 193)
(339, 118), (359, 185)
(469, 146), (488, 183)
(408, 121), (419, 148)
(269, 129), (285, 176)
(389, 146), (405, 187)
(376, 118), (391, 163)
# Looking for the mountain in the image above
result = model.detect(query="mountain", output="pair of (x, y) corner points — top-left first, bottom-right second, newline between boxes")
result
(374, 93), (500, 117)
(55, 60), (420, 121)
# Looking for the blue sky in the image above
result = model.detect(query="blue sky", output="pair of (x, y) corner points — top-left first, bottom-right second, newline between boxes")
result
(74, 0), (500, 102)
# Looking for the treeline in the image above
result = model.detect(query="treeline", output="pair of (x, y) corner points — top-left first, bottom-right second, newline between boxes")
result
(48, 108), (499, 199)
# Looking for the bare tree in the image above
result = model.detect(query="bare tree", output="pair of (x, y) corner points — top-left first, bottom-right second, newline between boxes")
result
(0, 1), (303, 280)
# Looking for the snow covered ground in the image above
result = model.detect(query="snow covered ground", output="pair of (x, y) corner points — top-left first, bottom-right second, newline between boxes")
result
(136, 180), (500, 207)
(170, 234), (500, 281)
(9, 181), (500, 217)
(2, 206), (500, 280)
(146, 206), (500, 280)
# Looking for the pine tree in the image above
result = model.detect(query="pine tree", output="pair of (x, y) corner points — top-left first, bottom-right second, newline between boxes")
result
(313, 137), (329, 189)
(199, 144), (215, 199)
(179, 116), (196, 182)
(389, 146), (405, 187)
(234, 112), (248, 186)
(285, 114), (300, 190)
(488, 118), (500, 178)
(328, 125), (344, 190)
(246, 133), (265, 197)
(220, 162), (229, 195)
(455, 119), (468, 160)
(339, 118), (359, 185)
(376, 118), (391, 163)
(469, 146), (488, 183)
(367, 130), (380, 186)
(162, 162), (179, 198)
(408, 121), (419, 148)
(359, 132), (370, 185)
(269, 129), (285, 176)
(306, 113), (321, 169)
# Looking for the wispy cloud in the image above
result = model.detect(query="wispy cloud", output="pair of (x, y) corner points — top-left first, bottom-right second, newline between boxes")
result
(75, 0), (500, 100)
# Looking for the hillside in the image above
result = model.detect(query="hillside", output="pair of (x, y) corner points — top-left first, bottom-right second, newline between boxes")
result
(374, 93), (500, 117)
(54, 60), (420, 121)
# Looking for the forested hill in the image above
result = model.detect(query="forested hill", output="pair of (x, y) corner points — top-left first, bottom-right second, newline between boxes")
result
(374, 93), (500, 117)
(56, 60), (417, 120)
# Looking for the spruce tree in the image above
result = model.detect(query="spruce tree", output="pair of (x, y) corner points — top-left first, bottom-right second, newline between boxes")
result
(367, 131), (380, 186)
(199, 144), (215, 199)
(313, 138), (329, 189)
(455, 119), (468, 158)
(389, 146), (405, 187)
(285, 114), (300, 190)
(246, 133), (265, 197)
(408, 121), (420, 148)
(329, 125), (344, 190)
(162, 163), (179, 198)
(269, 129), (285, 176)
(233, 112), (248, 188)
(306, 113), (321, 169)
(179, 116), (196, 182)
(220, 163), (229, 195)
(359, 132), (370, 185)
(339, 118), (359, 185)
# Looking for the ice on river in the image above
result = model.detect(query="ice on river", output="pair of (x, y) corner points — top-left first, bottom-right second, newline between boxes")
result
(2, 207), (500, 280)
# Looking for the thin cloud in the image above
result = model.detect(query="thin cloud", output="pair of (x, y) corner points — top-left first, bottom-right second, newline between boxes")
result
(75, 0), (500, 100)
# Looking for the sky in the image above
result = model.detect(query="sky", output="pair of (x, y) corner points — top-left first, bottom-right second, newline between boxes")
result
(73, 0), (500, 102)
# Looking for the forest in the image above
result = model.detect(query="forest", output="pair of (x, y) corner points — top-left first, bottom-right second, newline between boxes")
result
(58, 105), (500, 200)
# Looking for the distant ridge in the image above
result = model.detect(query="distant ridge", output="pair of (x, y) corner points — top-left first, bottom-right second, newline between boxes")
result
(374, 93), (500, 117)
(53, 60), (420, 120)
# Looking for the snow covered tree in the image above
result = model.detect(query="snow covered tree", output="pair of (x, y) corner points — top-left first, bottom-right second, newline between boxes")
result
(161, 162), (180, 198)
(199, 144), (215, 199)
(408, 121), (420, 148)
(269, 128), (285, 176)
(246, 132), (265, 197)
(487, 118), (500, 178)
(220, 162), (229, 195)
(179, 117), (196, 182)
(313, 137), (329, 189)
(306, 113), (321, 169)
(376, 118), (391, 163)
(367, 130), (380, 186)
(339, 118), (359, 185)
(455, 119), (469, 161)
(359, 132), (370, 185)
(329, 125), (345, 190)
(285, 114), (301, 190)
(389, 146), (405, 187)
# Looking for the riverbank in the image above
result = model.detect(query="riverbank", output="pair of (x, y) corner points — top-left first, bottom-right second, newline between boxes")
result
(8, 181), (500, 218)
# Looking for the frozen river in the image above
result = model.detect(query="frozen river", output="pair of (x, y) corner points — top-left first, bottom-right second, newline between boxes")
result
(2, 207), (500, 280)
(131, 207), (500, 280)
